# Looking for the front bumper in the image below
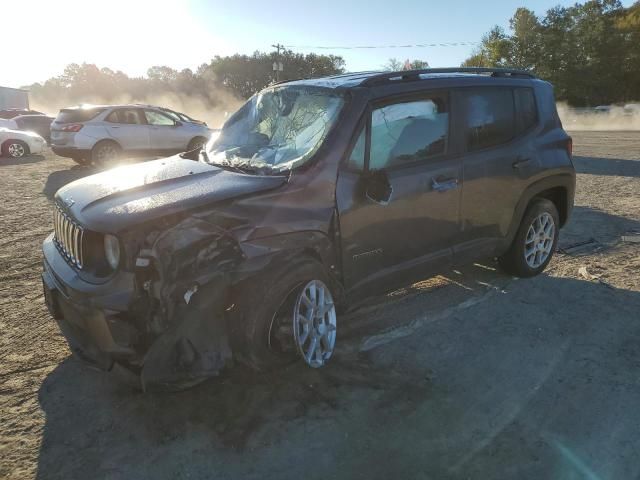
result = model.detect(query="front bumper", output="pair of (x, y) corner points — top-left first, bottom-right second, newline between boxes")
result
(42, 234), (142, 384)
(42, 233), (232, 390)
(28, 139), (45, 155)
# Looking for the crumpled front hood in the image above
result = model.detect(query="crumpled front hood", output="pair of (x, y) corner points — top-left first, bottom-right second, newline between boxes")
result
(54, 156), (287, 233)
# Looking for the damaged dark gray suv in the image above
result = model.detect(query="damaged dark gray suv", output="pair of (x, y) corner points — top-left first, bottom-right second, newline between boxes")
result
(42, 68), (575, 390)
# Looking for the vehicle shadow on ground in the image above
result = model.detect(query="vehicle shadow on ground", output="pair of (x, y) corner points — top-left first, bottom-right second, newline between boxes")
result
(573, 155), (640, 177)
(33, 206), (640, 479)
(560, 204), (640, 246)
(42, 166), (95, 200)
(35, 272), (640, 480)
(0, 154), (45, 166)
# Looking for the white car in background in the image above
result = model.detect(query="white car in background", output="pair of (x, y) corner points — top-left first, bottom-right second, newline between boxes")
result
(624, 103), (640, 116)
(0, 127), (46, 158)
(50, 104), (212, 165)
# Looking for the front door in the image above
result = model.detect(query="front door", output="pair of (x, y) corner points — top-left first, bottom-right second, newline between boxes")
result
(337, 93), (462, 293)
(143, 109), (186, 152)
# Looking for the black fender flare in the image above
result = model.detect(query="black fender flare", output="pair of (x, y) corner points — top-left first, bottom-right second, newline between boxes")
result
(503, 173), (575, 249)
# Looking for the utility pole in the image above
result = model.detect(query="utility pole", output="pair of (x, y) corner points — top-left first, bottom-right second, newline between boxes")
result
(271, 43), (284, 82)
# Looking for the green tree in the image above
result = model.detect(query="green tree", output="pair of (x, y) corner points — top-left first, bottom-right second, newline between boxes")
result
(462, 0), (640, 105)
(383, 58), (430, 71)
(461, 26), (512, 67)
(509, 8), (543, 69)
(203, 50), (345, 99)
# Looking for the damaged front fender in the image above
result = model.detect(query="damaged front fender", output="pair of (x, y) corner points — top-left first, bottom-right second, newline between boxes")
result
(133, 215), (244, 390)
(128, 211), (340, 390)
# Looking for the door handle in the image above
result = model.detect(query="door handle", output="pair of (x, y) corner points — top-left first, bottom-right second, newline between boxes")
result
(512, 157), (531, 169)
(110, 126), (120, 129)
(431, 177), (459, 192)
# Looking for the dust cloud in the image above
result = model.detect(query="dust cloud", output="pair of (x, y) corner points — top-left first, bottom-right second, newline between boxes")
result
(30, 91), (243, 129)
(30, 92), (640, 132)
(558, 102), (640, 131)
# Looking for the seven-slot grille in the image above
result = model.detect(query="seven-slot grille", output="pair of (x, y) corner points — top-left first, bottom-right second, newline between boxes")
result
(53, 205), (84, 268)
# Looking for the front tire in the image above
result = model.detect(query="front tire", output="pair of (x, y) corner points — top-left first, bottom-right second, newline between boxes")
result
(499, 198), (559, 277)
(2, 140), (29, 158)
(187, 136), (207, 152)
(232, 258), (337, 371)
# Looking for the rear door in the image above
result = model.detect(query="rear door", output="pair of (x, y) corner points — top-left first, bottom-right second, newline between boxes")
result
(105, 108), (150, 151)
(143, 109), (186, 152)
(336, 92), (463, 292)
(454, 86), (540, 261)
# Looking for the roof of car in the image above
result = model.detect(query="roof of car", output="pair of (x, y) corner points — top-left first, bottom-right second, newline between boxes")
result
(13, 114), (54, 120)
(276, 67), (537, 90)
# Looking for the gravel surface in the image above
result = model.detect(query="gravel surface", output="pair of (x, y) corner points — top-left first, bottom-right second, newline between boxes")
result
(1, 132), (639, 479)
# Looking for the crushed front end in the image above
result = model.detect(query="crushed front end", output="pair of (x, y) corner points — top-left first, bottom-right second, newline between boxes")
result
(42, 211), (244, 391)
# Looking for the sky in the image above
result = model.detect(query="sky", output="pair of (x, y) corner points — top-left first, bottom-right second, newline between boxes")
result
(2, 0), (635, 88)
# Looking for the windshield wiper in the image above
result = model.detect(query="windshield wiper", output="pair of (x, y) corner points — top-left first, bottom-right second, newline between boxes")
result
(200, 150), (256, 174)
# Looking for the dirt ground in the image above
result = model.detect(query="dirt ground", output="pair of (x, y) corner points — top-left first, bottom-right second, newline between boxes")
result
(1, 132), (639, 480)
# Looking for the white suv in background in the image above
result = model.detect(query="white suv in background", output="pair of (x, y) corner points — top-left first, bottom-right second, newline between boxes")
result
(51, 105), (212, 165)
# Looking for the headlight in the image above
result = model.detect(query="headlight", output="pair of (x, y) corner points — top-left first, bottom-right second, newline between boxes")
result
(104, 234), (121, 270)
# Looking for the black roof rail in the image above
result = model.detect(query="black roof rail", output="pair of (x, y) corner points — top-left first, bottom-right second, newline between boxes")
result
(361, 67), (536, 86)
(271, 70), (387, 86)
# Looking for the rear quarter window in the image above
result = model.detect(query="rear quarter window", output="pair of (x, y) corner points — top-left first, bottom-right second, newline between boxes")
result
(515, 88), (538, 134)
(56, 108), (105, 123)
(461, 88), (515, 151)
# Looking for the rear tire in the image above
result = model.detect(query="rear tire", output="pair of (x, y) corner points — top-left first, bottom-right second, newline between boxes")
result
(231, 257), (337, 371)
(2, 140), (29, 158)
(91, 140), (121, 166)
(498, 198), (559, 277)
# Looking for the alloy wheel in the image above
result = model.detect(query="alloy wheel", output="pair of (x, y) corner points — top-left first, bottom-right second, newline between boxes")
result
(524, 212), (555, 268)
(96, 144), (119, 163)
(8, 143), (25, 158)
(293, 280), (337, 368)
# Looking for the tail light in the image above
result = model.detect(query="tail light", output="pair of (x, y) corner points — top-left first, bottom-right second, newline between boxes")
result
(61, 124), (83, 132)
(566, 137), (573, 158)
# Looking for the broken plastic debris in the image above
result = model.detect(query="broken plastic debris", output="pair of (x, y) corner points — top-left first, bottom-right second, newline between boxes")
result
(578, 266), (598, 280)
(184, 284), (199, 304)
(136, 257), (151, 267)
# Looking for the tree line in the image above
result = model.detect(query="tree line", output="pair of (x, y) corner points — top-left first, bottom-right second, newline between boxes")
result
(463, 0), (640, 106)
(25, 50), (346, 118)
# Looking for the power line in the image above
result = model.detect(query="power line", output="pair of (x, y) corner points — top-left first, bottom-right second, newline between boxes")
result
(282, 41), (479, 50)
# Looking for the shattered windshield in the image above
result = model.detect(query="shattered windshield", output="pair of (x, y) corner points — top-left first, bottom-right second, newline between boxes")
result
(205, 86), (344, 174)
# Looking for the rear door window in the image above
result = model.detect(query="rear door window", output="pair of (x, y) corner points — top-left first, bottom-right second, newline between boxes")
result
(370, 97), (448, 170)
(106, 109), (144, 124)
(461, 88), (515, 151)
(514, 88), (538, 134)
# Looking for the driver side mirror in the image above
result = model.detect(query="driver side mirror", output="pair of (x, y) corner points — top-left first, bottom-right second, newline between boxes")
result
(364, 169), (393, 205)
(174, 121), (183, 127)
